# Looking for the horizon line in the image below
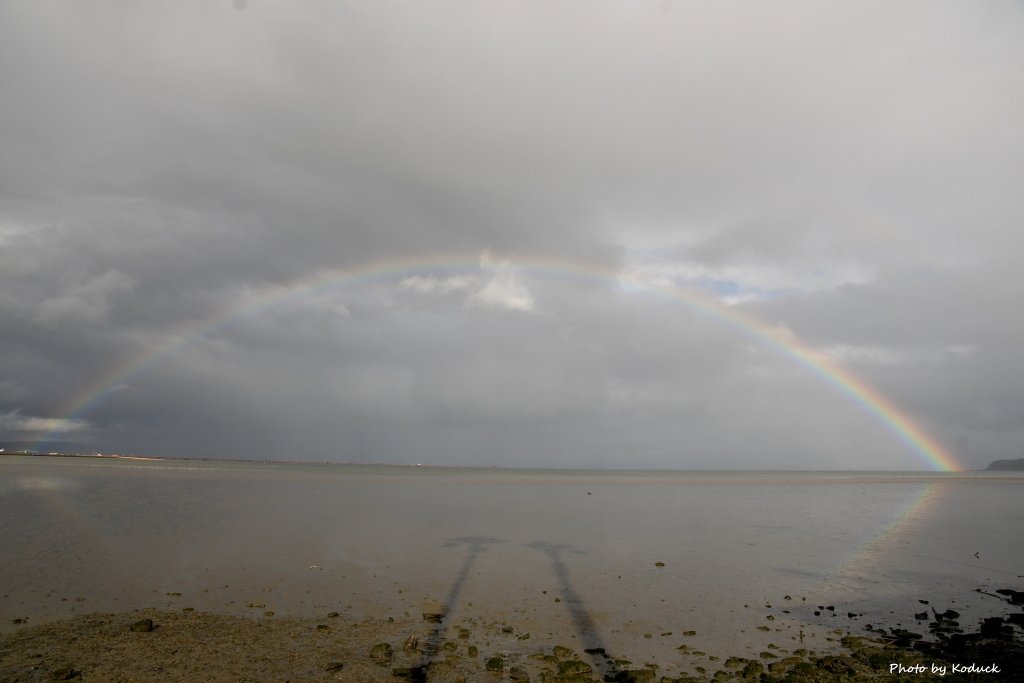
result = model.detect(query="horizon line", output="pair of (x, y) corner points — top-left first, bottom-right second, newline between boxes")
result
(2, 450), (995, 473)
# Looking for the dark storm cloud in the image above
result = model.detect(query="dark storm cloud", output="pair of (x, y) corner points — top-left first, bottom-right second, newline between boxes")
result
(2, 1), (1022, 468)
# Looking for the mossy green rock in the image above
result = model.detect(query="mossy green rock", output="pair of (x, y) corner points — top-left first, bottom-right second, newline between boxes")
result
(485, 656), (504, 671)
(740, 661), (763, 678)
(791, 661), (816, 674)
(557, 659), (592, 675)
(552, 645), (574, 658)
(129, 619), (154, 632)
(815, 655), (854, 675)
(867, 652), (889, 669)
(370, 642), (394, 661)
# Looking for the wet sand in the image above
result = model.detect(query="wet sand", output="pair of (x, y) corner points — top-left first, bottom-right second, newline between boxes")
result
(2, 594), (1022, 682)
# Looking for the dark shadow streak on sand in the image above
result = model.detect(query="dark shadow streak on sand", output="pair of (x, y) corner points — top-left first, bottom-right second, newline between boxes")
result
(524, 541), (621, 680)
(410, 536), (503, 682)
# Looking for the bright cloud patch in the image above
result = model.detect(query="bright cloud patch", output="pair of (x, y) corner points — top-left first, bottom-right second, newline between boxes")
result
(823, 344), (977, 367)
(616, 257), (875, 304)
(469, 253), (535, 312)
(0, 410), (89, 434)
(401, 252), (535, 313)
(400, 274), (477, 294)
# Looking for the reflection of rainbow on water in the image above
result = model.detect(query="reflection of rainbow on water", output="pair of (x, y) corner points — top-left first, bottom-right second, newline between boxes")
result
(817, 479), (950, 602)
(6, 474), (120, 590)
(33, 252), (961, 472)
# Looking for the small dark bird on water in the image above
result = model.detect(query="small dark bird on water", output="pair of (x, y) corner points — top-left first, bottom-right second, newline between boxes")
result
(974, 551), (980, 558)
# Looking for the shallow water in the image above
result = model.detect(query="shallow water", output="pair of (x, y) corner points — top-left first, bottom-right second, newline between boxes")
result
(1, 455), (1022, 661)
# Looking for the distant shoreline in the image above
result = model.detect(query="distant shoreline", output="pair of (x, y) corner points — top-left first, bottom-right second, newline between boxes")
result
(0, 451), (462, 468)
(0, 450), (164, 462)
(0, 450), (1008, 474)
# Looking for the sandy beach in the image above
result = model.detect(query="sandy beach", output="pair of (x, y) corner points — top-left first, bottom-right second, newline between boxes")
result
(2, 599), (1022, 682)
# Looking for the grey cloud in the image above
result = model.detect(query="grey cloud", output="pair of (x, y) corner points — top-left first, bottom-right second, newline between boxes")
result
(2, 1), (1022, 469)
(33, 269), (135, 328)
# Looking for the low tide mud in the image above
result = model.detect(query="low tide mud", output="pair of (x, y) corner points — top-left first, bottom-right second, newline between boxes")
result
(2, 588), (1021, 682)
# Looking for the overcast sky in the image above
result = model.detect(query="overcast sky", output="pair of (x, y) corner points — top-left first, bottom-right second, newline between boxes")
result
(2, 1), (1022, 469)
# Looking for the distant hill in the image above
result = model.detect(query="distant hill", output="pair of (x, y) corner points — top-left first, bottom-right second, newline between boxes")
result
(985, 458), (1024, 471)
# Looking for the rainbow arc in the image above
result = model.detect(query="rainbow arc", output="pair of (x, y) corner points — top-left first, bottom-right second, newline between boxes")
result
(35, 251), (961, 471)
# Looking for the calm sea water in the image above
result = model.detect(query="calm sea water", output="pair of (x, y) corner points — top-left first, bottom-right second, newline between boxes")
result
(1, 455), (1022, 660)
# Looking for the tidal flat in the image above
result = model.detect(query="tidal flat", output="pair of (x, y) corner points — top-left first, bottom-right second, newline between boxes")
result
(1, 456), (1022, 680)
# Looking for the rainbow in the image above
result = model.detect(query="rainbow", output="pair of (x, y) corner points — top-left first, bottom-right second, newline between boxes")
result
(36, 251), (961, 471)
(812, 478), (951, 605)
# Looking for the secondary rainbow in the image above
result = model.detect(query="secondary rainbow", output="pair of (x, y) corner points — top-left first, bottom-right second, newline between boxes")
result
(36, 251), (962, 471)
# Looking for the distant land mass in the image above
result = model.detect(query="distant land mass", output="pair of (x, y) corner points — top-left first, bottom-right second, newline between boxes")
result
(0, 441), (99, 455)
(985, 458), (1024, 471)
